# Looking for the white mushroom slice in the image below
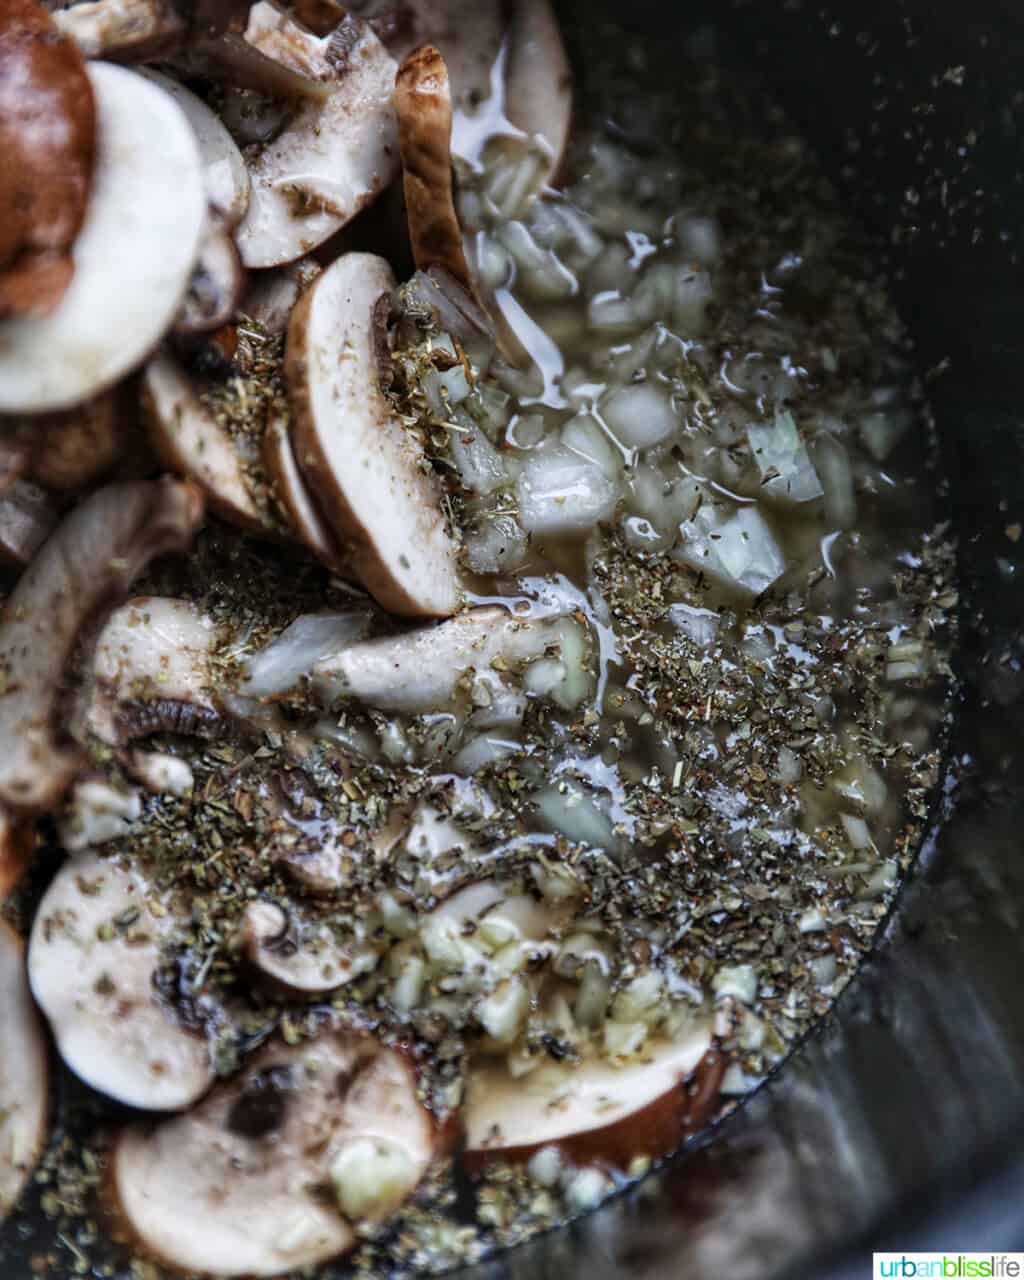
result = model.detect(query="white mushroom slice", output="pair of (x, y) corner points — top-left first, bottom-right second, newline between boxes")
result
(394, 45), (473, 291)
(240, 258), (321, 336)
(241, 901), (377, 994)
(53, 0), (186, 61)
(502, 0), (573, 191)
(0, 480), (58, 568)
(142, 351), (267, 532)
(0, 63), (206, 413)
(83, 596), (220, 747)
(113, 1027), (435, 1276)
(0, 479), (203, 815)
(28, 851), (216, 1110)
(286, 252), (460, 617)
(466, 1030), (722, 1169)
(240, 611), (372, 702)
(0, 920), (49, 1222)
(137, 69), (250, 227)
(235, 5), (399, 269)
(174, 217), (247, 335)
(314, 607), (592, 714)
(262, 416), (349, 573)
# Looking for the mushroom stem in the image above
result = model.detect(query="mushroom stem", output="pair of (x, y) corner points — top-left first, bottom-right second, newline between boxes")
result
(0, 478), (204, 815)
(394, 45), (474, 293)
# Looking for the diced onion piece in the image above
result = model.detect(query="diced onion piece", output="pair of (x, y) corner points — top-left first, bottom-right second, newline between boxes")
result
(452, 734), (520, 775)
(448, 425), (509, 496)
(517, 443), (619, 535)
(464, 514), (529, 575)
(811, 431), (857, 529)
(672, 265), (713, 334)
(746, 411), (823, 505)
(561, 413), (622, 479)
(241, 612), (372, 701)
(600, 382), (677, 451)
(859, 406), (914, 460)
(839, 812), (873, 849)
(666, 603), (719, 648)
(673, 504), (785, 597)
(711, 963), (758, 1005)
(534, 783), (618, 852)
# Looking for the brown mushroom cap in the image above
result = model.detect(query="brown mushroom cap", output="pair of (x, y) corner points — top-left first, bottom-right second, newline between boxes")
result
(28, 850), (217, 1110)
(0, 62), (206, 413)
(112, 1026), (436, 1276)
(394, 45), (473, 292)
(285, 252), (460, 617)
(0, 0), (95, 318)
(0, 919), (49, 1222)
(0, 478), (203, 815)
(0, 810), (36, 903)
(24, 391), (122, 492)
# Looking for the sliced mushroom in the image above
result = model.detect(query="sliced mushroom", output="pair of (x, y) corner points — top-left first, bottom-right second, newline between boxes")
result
(0, 63), (206, 413)
(235, 5), (400, 269)
(241, 901), (377, 994)
(394, 45), (473, 291)
(142, 351), (270, 533)
(262, 415), (350, 573)
(0, 919), (49, 1222)
(82, 595), (220, 747)
(28, 850), (216, 1110)
(313, 607), (592, 714)
(175, 215), (248, 335)
(240, 258), (321, 336)
(0, 0), (95, 318)
(0, 478), (203, 815)
(465, 1030), (721, 1170)
(112, 1025), (436, 1276)
(0, 811), (36, 904)
(137, 68), (251, 227)
(0, 480), (58, 568)
(23, 392), (122, 491)
(502, 0), (573, 192)
(53, 0), (187, 62)
(286, 252), (460, 617)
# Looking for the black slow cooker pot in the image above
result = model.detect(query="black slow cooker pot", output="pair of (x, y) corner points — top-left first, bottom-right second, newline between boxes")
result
(5, 0), (1024, 1276)
(458, 0), (1024, 1275)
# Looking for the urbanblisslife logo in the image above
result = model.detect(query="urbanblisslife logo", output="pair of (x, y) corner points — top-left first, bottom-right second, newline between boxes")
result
(874, 1256), (1024, 1278)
